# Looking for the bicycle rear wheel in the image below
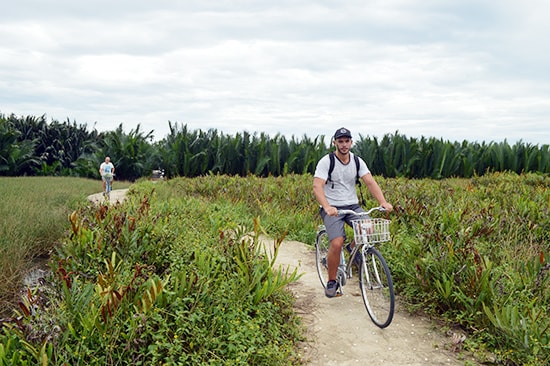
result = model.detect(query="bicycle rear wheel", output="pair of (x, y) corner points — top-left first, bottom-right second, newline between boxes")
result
(359, 247), (395, 328)
(315, 230), (330, 288)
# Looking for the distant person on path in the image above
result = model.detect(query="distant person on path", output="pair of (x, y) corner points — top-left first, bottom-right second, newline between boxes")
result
(99, 156), (115, 196)
(313, 127), (393, 298)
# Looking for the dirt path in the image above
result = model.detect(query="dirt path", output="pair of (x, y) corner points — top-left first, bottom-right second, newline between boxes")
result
(264, 238), (476, 365)
(87, 190), (475, 365)
(87, 189), (129, 205)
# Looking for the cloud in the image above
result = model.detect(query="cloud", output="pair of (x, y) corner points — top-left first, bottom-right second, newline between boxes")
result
(1, 0), (549, 145)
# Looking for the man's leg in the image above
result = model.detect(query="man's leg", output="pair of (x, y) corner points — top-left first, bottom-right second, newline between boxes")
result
(327, 236), (344, 281)
(325, 236), (344, 297)
(320, 208), (347, 297)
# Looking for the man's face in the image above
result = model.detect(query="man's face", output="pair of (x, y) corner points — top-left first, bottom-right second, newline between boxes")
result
(334, 137), (352, 154)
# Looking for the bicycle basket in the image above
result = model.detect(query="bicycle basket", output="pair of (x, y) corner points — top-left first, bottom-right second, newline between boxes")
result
(351, 218), (391, 245)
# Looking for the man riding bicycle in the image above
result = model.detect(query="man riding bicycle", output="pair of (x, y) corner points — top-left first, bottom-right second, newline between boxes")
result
(313, 127), (393, 298)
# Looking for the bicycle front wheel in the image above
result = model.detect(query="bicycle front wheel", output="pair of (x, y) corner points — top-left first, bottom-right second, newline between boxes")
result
(315, 230), (330, 288)
(359, 247), (395, 328)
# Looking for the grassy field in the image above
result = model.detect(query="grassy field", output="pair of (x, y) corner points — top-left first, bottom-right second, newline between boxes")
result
(0, 174), (548, 365)
(0, 177), (132, 315)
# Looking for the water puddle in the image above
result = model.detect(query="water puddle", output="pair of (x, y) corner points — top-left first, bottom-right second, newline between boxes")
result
(22, 258), (51, 288)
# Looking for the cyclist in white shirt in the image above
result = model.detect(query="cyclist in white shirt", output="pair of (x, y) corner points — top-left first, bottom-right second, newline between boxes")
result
(99, 156), (115, 196)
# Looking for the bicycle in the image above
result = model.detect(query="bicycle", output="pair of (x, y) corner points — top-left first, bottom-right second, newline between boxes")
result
(315, 206), (395, 328)
(103, 173), (113, 201)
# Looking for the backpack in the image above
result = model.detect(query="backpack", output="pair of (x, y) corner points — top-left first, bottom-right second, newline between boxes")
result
(326, 152), (361, 188)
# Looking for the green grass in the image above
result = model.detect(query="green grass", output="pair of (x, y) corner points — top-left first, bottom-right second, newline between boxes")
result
(1, 178), (304, 365)
(0, 177), (132, 315)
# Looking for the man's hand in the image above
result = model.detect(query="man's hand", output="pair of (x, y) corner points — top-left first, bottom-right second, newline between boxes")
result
(380, 202), (393, 213)
(324, 206), (338, 216)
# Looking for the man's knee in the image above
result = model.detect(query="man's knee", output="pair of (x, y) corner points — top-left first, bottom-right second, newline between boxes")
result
(330, 237), (344, 250)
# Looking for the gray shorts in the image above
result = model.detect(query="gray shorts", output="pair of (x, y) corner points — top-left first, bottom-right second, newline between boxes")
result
(320, 204), (367, 241)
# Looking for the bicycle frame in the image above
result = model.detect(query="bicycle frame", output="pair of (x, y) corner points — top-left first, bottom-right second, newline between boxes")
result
(335, 207), (386, 287)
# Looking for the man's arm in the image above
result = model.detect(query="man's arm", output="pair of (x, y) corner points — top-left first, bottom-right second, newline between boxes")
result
(313, 177), (338, 216)
(361, 173), (393, 212)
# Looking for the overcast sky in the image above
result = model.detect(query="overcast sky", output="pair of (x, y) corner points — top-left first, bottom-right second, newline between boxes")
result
(2, 0), (549, 145)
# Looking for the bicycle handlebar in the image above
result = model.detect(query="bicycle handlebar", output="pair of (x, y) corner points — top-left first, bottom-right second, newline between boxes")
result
(337, 206), (387, 216)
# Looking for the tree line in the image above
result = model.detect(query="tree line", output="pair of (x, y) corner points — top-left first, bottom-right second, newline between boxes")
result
(1, 113), (549, 181)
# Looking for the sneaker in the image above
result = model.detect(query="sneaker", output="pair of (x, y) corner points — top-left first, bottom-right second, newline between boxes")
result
(346, 244), (363, 267)
(325, 280), (339, 298)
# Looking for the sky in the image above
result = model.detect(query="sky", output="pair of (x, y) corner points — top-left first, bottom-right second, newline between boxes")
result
(1, 0), (549, 145)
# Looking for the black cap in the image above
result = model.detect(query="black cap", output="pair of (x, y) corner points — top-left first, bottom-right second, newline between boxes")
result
(334, 127), (352, 139)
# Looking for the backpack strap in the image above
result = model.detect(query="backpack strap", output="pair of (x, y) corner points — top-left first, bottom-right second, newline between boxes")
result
(353, 154), (360, 185)
(354, 154), (367, 206)
(327, 152), (336, 186)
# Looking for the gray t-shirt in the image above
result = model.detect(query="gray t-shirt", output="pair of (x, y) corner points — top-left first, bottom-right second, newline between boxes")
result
(314, 152), (370, 206)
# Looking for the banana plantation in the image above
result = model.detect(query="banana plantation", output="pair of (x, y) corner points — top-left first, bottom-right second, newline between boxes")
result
(1, 113), (549, 180)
